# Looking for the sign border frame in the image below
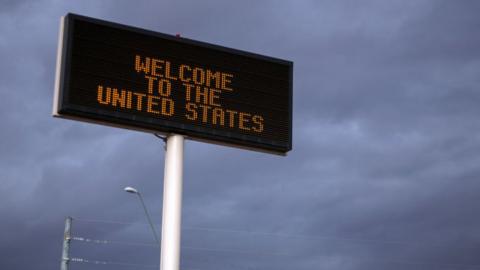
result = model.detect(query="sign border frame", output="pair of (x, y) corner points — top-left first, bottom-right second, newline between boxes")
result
(53, 13), (293, 155)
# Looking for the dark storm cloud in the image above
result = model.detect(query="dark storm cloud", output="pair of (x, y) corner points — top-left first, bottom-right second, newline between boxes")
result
(1, 0), (480, 270)
(0, 0), (30, 14)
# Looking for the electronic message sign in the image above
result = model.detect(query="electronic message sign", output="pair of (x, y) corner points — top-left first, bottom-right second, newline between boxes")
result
(53, 14), (292, 154)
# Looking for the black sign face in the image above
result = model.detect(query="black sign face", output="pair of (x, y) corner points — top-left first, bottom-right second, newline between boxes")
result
(54, 14), (292, 154)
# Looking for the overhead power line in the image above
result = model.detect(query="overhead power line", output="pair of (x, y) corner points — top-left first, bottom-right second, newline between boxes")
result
(72, 236), (157, 247)
(71, 217), (480, 269)
(70, 257), (158, 268)
(73, 217), (464, 248)
(72, 235), (285, 256)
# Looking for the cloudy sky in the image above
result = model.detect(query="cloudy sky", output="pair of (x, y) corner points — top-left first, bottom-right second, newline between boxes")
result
(1, 0), (480, 269)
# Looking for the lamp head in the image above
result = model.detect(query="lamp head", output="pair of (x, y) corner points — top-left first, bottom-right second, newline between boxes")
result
(124, 186), (139, 194)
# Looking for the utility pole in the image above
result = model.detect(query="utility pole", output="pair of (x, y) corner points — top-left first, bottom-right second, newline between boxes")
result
(60, 216), (72, 270)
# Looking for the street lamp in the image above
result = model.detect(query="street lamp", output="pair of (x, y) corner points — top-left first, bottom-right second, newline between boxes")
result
(124, 186), (160, 244)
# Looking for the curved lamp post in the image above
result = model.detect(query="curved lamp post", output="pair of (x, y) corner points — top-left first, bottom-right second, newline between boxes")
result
(124, 186), (160, 244)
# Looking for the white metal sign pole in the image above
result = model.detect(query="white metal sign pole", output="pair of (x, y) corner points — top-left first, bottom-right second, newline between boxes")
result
(160, 134), (184, 270)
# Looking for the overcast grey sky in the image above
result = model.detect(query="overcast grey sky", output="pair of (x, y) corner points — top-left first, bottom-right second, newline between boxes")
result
(1, 0), (480, 269)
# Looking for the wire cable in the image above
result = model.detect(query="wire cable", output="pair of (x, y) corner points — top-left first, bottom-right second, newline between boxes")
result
(154, 133), (167, 142)
(72, 235), (284, 256)
(74, 218), (149, 226)
(182, 245), (288, 256)
(72, 236), (158, 247)
(70, 257), (157, 268)
(72, 218), (480, 257)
